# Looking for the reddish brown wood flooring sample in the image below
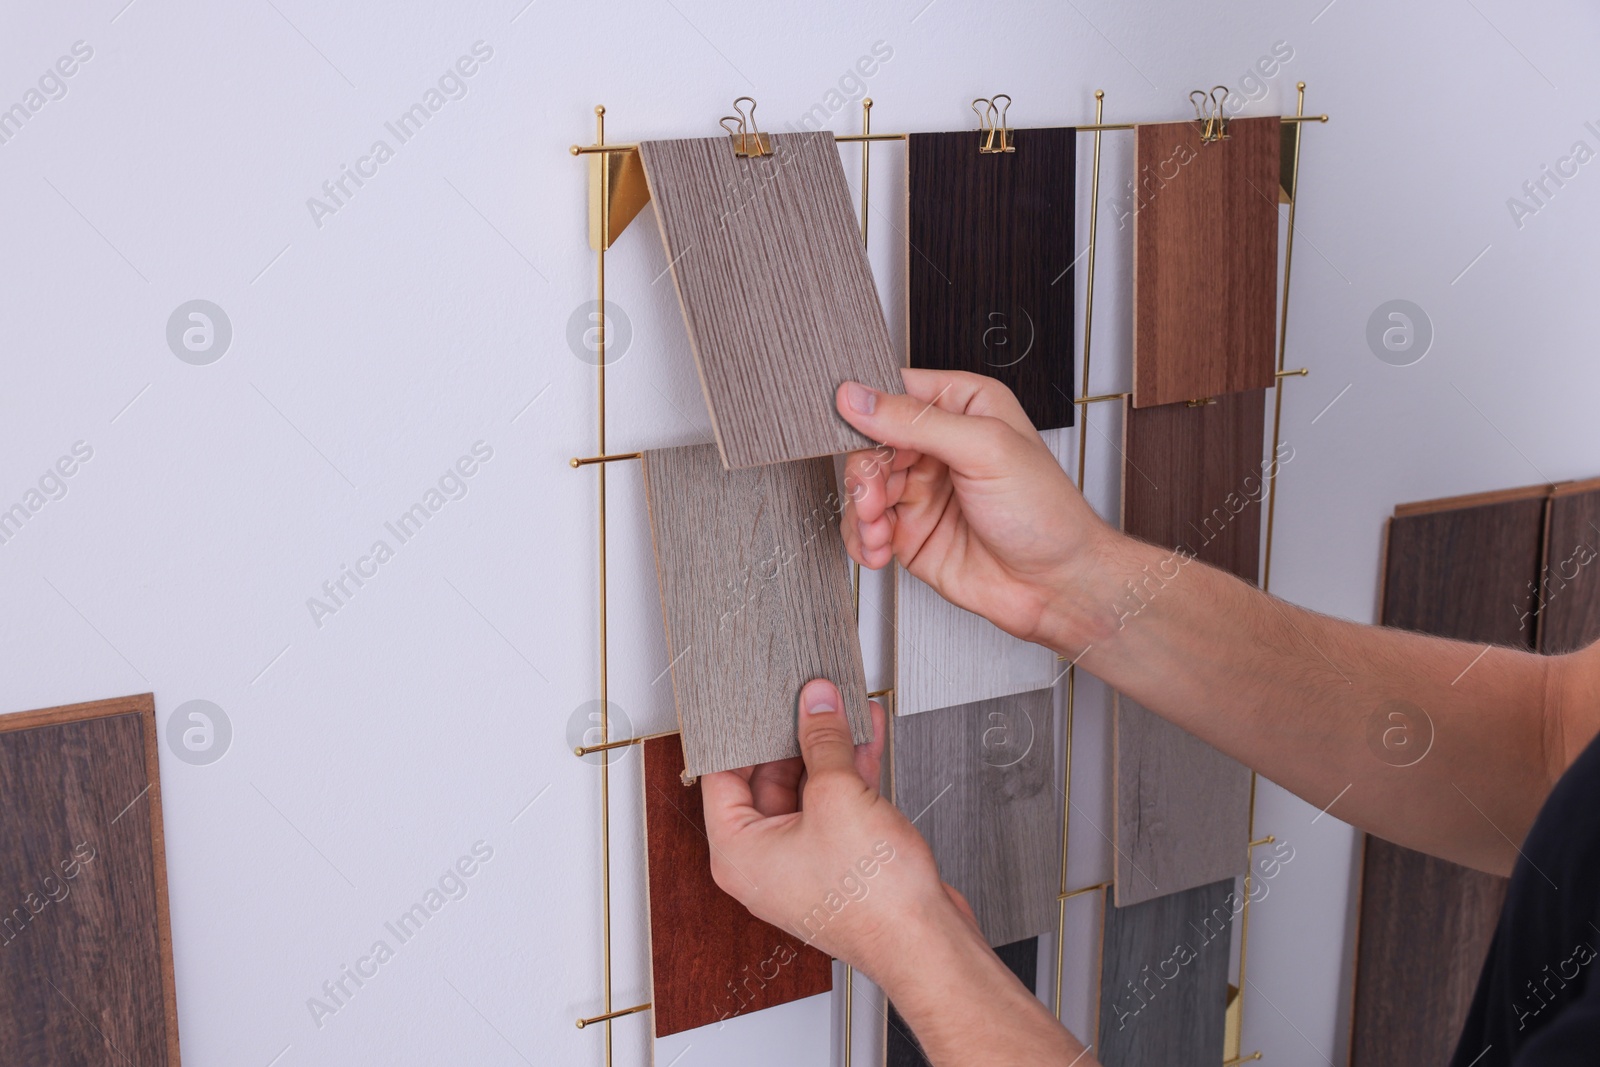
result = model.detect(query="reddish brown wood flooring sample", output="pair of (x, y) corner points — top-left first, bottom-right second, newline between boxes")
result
(906, 128), (1076, 430)
(0, 694), (180, 1066)
(1133, 116), (1279, 408)
(1112, 391), (1265, 904)
(1538, 480), (1600, 654)
(1350, 489), (1543, 1066)
(642, 736), (832, 1038)
(638, 132), (902, 469)
(885, 937), (1038, 1065)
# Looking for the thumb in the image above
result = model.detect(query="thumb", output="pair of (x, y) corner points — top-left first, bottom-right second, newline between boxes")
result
(796, 678), (861, 780)
(837, 380), (1007, 474)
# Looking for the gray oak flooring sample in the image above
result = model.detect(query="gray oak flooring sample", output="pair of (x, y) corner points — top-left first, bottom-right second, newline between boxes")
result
(638, 132), (902, 469)
(892, 689), (1058, 947)
(1539, 480), (1600, 654)
(1098, 880), (1232, 1067)
(1132, 116), (1280, 408)
(886, 937), (1038, 1066)
(642, 442), (869, 776)
(1112, 392), (1264, 905)
(895, 428), (1068, 716)
(0, 694), (181, 1066)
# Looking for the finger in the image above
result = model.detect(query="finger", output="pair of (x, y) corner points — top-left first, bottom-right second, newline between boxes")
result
(901, 368), (1039, 439)
(852, 700), (887, 789)
(700, 768), (763, 839)
(796, 678), (864, 782)
(748, 756), (803, 817)
(837, 378), (1019, 477)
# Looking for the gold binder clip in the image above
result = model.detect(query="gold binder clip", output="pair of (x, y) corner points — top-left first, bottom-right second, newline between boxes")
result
(973, 94), (1015, 154)
(721, 96), (772, 158)
(1190, 85), (1231, 144)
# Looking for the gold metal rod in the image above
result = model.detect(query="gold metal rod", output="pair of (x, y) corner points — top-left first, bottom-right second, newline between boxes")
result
(859, 99), (872, 242)
(1075, 391), (1128, 405)
(1058, 88), (1105, 1022)
(574, 727), (681, 757)
(1248, 835), (1276, 848)
(1282, 114), (1330, 123)
(867, 687), (894, 699)
(575, 1002), (650, 1029)
(1275, 368), (1309, 379)
(571, 452), (642, 468)
(593, 103), (615, 1067)
(1262, 83), (1307, 598)
(1224, 1053), (1264, 1065)
(1075, 121), (1137, 132)
(1059, 879), (1111, 902)
(833, 131), (908, 143)
(1092, 888), (1108, 1049)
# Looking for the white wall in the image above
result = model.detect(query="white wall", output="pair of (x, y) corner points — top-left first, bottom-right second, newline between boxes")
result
(3, 1), (1599, 1064)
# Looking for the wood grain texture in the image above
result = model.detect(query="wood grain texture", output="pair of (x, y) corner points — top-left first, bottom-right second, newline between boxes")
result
(894, 428), (1069, 717)
(641, 442), (869, 776)
(906, 128), (1077, 431)
(1132, 117), (1279, 408)
(1112, 392), (1264, 905)
(0, 693), (181, 1067)
(1348, 495), (1536, 1067)
(638, 132), (902, 469)
(1098, 880), (1232, 1067)
(1113, 694), (1252, 907)
(885, 937), (1038, 1066)
(1538, 485), (1600, 654)
(891, 689), (1058, 947)
(642, 736), (832, 1038)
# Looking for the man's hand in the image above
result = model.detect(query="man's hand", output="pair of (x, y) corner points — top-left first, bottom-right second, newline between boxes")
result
(837, 368), (1113, 652)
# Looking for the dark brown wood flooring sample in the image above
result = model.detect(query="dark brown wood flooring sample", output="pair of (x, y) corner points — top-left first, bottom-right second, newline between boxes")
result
(638, 132), (902, 469)
(0, 694), (180, 1066)
(885, 937), (1038, 1066)
(1112, 392), (1264, 905)
(1133, 116), (1279, 408)
(641, 442), (869, 777)
(1350, 487), (1542, 1066)
(1539, 479), (1600, 654)
(642, 736), (832, 1037)
(891, 689), (1058, 947)
(1098, 880), (1232, 1067)
(906, 128), (1076, 430)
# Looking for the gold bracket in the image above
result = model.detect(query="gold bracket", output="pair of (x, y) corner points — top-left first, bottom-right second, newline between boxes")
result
(575, 105), (650, 252)
(973, 94), (1015, 154)
(1190, 85), (1231, 144)
(1185, 396), (1218, 407)
(1278, 114), (1302, 203)
(722, 96), (772, 158)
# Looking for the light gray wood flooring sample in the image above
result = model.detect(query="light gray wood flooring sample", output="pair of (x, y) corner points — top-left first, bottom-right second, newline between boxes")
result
(642, 442), (869, 776)
(1098, 879), (1232, 1067)
(638, 132), (902, 470)
(1113, 693), (1252, 906)
(891, 688), (1059, 946)
(894, 428), (1068, 716)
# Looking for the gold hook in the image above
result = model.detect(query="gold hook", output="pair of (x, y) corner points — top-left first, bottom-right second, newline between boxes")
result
(726, 96), (771, 158)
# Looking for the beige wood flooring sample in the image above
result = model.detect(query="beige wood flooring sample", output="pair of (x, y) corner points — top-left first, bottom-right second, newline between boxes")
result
(894, 428), (1068, 716)
(638, 132), (902, 469)
(642, 442), (869, 776)
(892, 688), (1059, 947)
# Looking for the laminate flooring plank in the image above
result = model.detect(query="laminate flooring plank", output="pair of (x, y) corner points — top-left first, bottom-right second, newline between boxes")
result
(906, 128), (1076, 431)
(1112, 392), (1264, 905)
(1538, 483), (1600, 654)
(885, 937), (1039, 1066)
(0, 694), (180, 1067)
(1098, 880), (1233, 1067)
(1349, 493), (1539, 1066)
(642, 443), (869, 777)
(638, 132), (902, 469)
(1132, 116), (1279, 408)
(891, 689), (1058, 947)
(894, 427), (1069, 717)
(642, 736), (832, 1038)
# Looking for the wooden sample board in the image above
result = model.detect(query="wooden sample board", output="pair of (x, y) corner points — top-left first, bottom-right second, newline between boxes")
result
(641, 736), (832, 1037)
(905, 128), (1077, 431)
(894, 427), (1069, 717)
(891, 689), (1058, 947)
(1349, 488), (1540, 1066)
(641, 443), (870, 777)
(638, 132), (902, 469)
(0, 694), (180, 1066)
(1132, 116), (1280, 408)
(1539, 480), (1600, 654)
(885, 937), (1038, 1066)
(1112, 391), (1264, 906)
(1098, 880), (1233, 1067)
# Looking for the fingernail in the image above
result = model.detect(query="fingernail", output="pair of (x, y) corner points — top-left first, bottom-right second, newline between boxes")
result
(802, 685), (837, 715)
(844, 382), (877, 415)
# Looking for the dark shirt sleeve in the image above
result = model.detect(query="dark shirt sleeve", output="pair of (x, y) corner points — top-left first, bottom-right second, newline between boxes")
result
(1515, 985), (1600, 1065)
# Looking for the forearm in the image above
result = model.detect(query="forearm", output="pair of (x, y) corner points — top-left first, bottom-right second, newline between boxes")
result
(1045, 531), (1561, 874)
(871, 897), (1093, 1066)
